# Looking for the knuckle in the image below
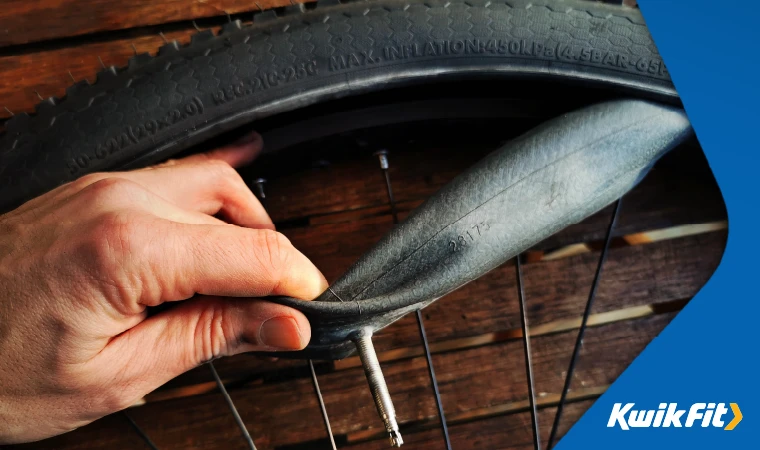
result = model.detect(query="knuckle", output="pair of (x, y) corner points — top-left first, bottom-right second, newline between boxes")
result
(212, 160), (245, 185)
(70, 172), (107, 191)
(82, 212), (144, 272)
(253, 230), (292, 293)
(155, 157), (181, 168)
(96, 212), (141, 248)
(223, 168), (247, 191)
(193, 302), (238, 363)
(207, 159), (236, 177)
(200, 160), (253, 202)
(197, 159), (240, 191)
(261, 229), (288, 268)
(80, 177), (140, 205)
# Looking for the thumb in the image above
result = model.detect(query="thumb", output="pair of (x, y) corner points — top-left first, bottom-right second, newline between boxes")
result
(97, 296), (310, 403)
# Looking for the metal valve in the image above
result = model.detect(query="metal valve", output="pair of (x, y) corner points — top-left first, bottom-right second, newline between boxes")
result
(354, 328), (403, 447)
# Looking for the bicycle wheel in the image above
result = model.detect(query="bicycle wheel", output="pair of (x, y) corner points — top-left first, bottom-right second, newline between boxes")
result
(1, 1), (725, 449)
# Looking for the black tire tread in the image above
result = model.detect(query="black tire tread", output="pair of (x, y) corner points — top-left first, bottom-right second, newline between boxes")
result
(0, 0), (670, 212)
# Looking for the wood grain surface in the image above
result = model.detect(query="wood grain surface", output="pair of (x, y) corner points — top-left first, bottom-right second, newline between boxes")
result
(0, 0), (721, 447)
(0, 133), (726, 450)
(5, 141), (726, 449)
(11, 314), (674, 450)
(0, 27), (201, 119)
(0, 0), (312, 49)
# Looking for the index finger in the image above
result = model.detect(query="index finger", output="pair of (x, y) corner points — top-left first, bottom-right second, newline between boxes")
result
(129, 220), (328, 307)
(170, 132), (264, 168)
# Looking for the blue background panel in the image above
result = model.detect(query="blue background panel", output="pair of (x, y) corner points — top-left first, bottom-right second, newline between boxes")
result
(558, 1), (759, 448)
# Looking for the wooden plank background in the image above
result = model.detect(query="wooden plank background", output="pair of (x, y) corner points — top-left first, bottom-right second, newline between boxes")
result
(3, 139), (727, 450)
(1, 0), (720, 449)
(0, 0), (311, 48)
(0, 0), (638, 49)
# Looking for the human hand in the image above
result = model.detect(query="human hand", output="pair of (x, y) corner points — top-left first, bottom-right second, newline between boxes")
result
(0, 133), (328, 444)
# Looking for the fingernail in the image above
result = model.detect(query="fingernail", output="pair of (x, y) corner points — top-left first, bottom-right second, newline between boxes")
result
(234, 131), (260, 146)
(259, 317), (304, 350)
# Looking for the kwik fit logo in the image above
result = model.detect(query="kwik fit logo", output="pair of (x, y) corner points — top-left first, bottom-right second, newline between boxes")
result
(608, 403), (742, 430)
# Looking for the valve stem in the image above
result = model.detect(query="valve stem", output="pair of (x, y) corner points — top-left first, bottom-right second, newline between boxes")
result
(252, 178), (267, 200)
(374, 149), (389, 169)
(353, 328), (403, 447)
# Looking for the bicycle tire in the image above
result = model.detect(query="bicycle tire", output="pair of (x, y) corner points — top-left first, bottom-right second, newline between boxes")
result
(0, 0), (673, 213)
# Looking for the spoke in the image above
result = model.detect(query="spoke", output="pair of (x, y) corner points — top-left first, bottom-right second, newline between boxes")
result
(415, 310), (452, 450)
(515, 255), (541, 450)
(209, 362), (257, 450)
(382, 169), (399, 222)
(374, 149), (452, 450)
(546, 199), (622, 449)
(254, 174), (336, 449)
(309, 359), (338, 450)
(122, 411), (160, 450)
